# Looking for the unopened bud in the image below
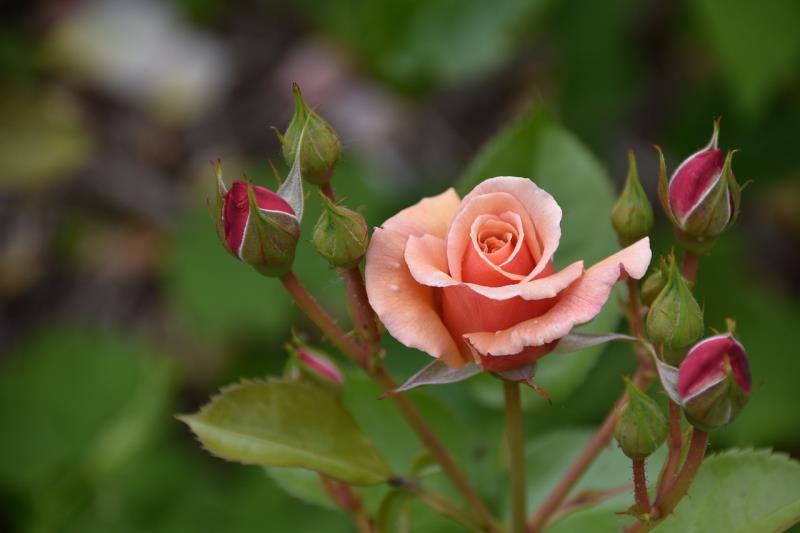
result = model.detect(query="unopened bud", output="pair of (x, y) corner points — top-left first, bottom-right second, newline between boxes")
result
(612, 150), (654, 246)
(614, 380), (668, 459)
(213, 162), (300, 277)
(678, 333), (751, 431)
(312, 193), (369, 268)
(278, 84), (341, 186)
(294, 345), (344, 387)
(657, 119), (742, 254)
(645, 254), (703, 363)
(640, 261), (667, 308)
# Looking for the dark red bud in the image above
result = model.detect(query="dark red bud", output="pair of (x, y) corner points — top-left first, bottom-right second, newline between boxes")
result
(222, 180), (295, 257)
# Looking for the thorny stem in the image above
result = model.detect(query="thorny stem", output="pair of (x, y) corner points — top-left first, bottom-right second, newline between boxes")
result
(320, 476), (372, 533)
(342, 267), (381, 346)
(504, 381), (527, 533)
(629, 430), (709, 532)
(632, 459), (651, 514)
(279, 271), (500, 532)
(657, 401), (683, 498)
(528, 279), (652, 532)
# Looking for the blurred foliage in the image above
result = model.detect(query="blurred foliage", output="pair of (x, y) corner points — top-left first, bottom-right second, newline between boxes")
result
(2, 0), (800, 530)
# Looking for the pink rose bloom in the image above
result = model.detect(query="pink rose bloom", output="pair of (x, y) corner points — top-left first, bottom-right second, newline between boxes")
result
(365, 177), (652, 372)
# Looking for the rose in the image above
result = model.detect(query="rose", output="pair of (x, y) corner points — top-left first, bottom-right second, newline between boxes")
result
(365, 176), (652, 372)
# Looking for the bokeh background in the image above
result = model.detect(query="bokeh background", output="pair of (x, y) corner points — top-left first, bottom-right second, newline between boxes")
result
(2, 0), (799, 531)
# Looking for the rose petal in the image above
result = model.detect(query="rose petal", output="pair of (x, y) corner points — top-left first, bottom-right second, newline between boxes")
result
(462, 212), (535, 286)
(669, 149), (725, 221)
(464, 237), (651, 356)
(222, 181), (250, 256)
(448, 177), (561, 282)
(677, 334), (750, 400)
(382, 188), (461, 239)
(446, 191), (543, 281)
(365, 189), (465, 367)
(405, 234), (584, 301)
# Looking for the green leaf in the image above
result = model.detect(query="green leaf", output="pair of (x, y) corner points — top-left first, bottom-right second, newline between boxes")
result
(458, 108), (621, 410)
(653, 449), (800, 533)
(691, 0), (800, 116)
(179, 379), (393, 485)
(0, 329), (173, 494)
(265, 467), (336, 510)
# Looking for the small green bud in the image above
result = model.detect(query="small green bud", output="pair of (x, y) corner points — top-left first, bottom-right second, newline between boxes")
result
(614, 380), (668, 459)
(312, 193), (369, 268)
(645, 254), (703, 364)
(640, 263), (667, 308)
(611, 150), (654, 246)
(279, 83), (341, 186)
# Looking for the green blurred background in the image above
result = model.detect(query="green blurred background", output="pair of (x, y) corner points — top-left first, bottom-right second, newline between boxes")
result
(1, 0), (799, 531)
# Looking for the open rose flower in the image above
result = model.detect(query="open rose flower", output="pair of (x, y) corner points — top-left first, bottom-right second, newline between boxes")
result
(365, 177), (652, 372)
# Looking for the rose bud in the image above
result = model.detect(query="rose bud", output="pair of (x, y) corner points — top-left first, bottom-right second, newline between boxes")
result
(213, 162), (300, 277)
(640, 260), (667, 308)
(614, 379), (668, 459)
(611, 150), (654, 247)
(312, 193), (369, 269)
(657, 119), (742, 254)
(277, 83), (341, 186)
(645, 253), (703, 364)
(365, 177), (651, 373)
(294, 345), (344, 387)
(677, 333), (751, 431)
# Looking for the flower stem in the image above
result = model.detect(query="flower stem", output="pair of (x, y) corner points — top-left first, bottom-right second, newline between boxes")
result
(320, 476), (373, 533)
(656, 401), (683, 498)
(528, 279), (653, 531)
(680, 250), (699, 283)
(279, 271), (500, 532)
(341, 266), (381, 346)
(504, 380), (526, 533)
(656, 429), (708, 518)
(632, 459), (650, 514)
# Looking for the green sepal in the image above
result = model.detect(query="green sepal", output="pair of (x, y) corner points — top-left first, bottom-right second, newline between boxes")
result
(614, 379), (668, 460)
(312, 192), (369, 268)
(280, 83), (341, 186)
(240, 180), (300, 277)
(645, 253), (704, 362)
(611, 149), (654, 246)
(655, 145), (678, 226)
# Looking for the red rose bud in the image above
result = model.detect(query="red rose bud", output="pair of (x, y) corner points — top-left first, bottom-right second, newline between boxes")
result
(214, 162), (300, 277)
(677, 333), (751, 431)
(295, 346), (344, 386)
(312, 193), (369, 268)
(645, 253), (703, 364)
(278, 83), (341, 186)
(657, 120), (742, 254)
(611, 150), (654, 247)
(614, 379), (668, 459)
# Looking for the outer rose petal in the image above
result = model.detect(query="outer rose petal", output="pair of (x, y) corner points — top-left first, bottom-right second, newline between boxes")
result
(449, 177), (562, 281)
(365, 190), (465, 367)
(382, 188), (461, 239)
(464, 238), (651, 357)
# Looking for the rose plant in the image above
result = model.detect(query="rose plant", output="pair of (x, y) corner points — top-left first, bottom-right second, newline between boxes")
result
(179, 90), (800, 533)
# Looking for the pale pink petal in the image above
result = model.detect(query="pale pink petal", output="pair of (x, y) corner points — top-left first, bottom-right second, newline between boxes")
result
(464, 238), (652, 357)
(446, 191), (542, 281)
(405, 234), (584, 302)
(382, 188), (461, 239)
(449, 177), (561, 282)
(365, 227), (466, 367)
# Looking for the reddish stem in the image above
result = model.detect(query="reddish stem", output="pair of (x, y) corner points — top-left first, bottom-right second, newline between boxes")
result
(657, 401), (683, 498)
(342, 267), (381, 346)
(529, 278), (652, 531)
(681, 250), (699, 283)
(632, 459), (651, 514)
(321, 476), (372, 533)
